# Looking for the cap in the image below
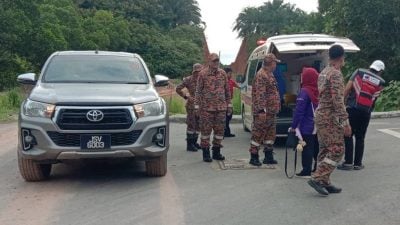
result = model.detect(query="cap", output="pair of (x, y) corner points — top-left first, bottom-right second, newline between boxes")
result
(369, 60), (385, 72)
(193, 63), (203, 72)
(209, 53), (219, 61)
(329, 44), (345, 60)
(263, 53), (281, 64)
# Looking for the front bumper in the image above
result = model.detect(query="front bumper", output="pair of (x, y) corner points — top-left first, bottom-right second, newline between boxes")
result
(18, 111), (169, 162)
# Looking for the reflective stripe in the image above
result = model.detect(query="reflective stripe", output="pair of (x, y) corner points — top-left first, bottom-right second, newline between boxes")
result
(251, 140), (260, 146)
(195, 131), (200, 134)
(187, 131), (195, 134)
(264, 140), (274, 145)
(201, 135), (210, 139)
(323, 157), (338, 166)
(215, 135), (224, 140)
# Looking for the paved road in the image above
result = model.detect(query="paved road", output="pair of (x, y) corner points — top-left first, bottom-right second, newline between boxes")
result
(0, 118), (399, 225)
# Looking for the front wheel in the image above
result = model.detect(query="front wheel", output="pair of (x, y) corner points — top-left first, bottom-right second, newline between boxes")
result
(18, 152), (52, 182)
(145, 154), (167, 177)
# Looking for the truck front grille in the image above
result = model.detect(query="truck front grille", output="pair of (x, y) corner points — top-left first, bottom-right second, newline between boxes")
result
(56, 108), (133, 130)
(47, 130), (142, 147)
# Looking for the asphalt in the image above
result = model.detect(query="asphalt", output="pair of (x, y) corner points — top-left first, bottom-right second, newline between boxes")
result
(0, 118), (399, 225)
(169, 110), (400, 123)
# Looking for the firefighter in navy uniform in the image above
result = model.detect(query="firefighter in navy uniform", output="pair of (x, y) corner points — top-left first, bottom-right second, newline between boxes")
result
(248, 53), (281, 166)
(176, 63), (203, 152)
(338, 60), (385, 170)
(194, 53), (232, 162)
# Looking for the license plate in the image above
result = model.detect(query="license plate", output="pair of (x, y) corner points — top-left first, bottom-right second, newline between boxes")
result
(80, 135), (111, 150)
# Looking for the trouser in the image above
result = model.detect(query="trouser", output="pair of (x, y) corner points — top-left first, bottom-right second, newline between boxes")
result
(312, 117), (344, 185)
(224, 113), (233, 135)
(249, 114), (276, 154)
(344, 108), (371, 166)
(200, 110), (226, 148)
(301, 134), (319, 174)
(186, 108), (200, 135)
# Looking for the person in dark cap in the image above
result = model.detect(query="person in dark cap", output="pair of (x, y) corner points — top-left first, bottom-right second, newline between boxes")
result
(194, 53), (232, 162)
(176, 63), (203, 152)
(248, 53), (281, 167)
(224, 67), (240, 137)
(307, 44), (352, 196)
(338, 60), (385, 171)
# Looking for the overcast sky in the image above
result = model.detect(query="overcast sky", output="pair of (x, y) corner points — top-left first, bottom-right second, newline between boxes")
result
(196, 0), (319, 64)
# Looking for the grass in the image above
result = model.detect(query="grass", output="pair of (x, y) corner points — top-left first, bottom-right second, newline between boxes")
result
(163, 94), (187, 115)
(162, 89), (241, 115)
(0, 88), (24, 122)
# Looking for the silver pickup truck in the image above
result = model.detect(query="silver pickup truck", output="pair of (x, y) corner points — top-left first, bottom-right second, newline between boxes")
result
(17, 51), (170, 181)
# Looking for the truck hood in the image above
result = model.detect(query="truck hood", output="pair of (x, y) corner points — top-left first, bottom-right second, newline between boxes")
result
(29, 83), (159, 105)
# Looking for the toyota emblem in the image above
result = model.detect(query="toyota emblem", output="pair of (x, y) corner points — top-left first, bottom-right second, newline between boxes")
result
(86, 110), (104, 122)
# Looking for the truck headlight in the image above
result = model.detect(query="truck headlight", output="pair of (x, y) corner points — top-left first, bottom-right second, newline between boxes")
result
(23, 99), (55, 118)
(134, 98), (165, 118)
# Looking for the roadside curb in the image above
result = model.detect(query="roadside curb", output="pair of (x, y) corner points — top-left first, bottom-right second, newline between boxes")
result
(169, 111), (400, 123)
(370, 110), (400, 119)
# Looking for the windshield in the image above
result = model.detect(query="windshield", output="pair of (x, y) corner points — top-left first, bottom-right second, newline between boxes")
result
(43, 55), (149, 83)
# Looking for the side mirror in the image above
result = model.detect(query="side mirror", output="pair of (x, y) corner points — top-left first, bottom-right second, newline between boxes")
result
(236, 75), (244, 83)
(17, 73), (37, 85)
(154, 74), (169, 87)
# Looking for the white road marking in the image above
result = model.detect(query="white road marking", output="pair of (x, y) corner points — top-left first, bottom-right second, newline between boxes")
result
(378, 129), (400, 139)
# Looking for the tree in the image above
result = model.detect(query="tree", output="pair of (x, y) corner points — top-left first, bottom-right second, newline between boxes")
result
(319, 0), (400, 80)
(233, 0), (310, 38)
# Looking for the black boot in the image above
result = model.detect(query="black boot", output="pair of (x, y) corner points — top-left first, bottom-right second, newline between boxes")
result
(249, 153), (262, 166)
(263, 149), (278, 164)
(324, 184), (342, 193)
(186, 134), (198, 152)
(193, 133), (201, 149)
(212, 146), (225, 160)
(202, 148), (212, 162)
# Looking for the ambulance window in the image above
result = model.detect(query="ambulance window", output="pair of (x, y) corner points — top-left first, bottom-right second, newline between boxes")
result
(247, 59), (258, 85)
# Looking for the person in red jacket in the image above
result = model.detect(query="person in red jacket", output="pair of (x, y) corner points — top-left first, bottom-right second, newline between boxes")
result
(224, 67), (240, 137)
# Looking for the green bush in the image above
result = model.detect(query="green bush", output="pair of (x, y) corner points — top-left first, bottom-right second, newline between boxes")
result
(163, 95), (186, 115)
(0, 88), (24, 121)
(232, 89), (241, 115)
(374, 80), (400, 112)
(162, 89), (241, 115)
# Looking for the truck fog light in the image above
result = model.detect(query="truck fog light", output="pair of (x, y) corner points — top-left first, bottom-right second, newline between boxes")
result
(153, 126), (166, 147)
(155, 133), (164, 141)
(21, 129), (37, 151)
(24, 135), (34, 144)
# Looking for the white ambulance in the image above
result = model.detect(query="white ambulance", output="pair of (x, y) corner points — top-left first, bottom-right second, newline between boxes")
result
(240, 34), (360, 136)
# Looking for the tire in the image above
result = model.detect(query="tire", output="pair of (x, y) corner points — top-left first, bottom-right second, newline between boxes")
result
(242, 107), (250, 132)
(145, 154), (167, 177)
(18, 152), (52, 182)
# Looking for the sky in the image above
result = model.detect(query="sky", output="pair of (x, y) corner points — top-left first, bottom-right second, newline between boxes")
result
(196, 0), (319, 64)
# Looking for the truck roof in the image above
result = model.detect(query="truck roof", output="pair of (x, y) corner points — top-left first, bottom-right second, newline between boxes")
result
(54, 51), (139, 57)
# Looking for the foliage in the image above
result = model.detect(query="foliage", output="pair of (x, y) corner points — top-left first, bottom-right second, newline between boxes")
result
(318, 0), (400, 81)
(233, 0), (311, 38)
(163, 95), (186, 115)
(0, 88), (24, 121)
(374, 81), (400, 112)
(162, 89), (241, 115)
(0, 0), (204, 91)
(232, 89), (241, 115)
